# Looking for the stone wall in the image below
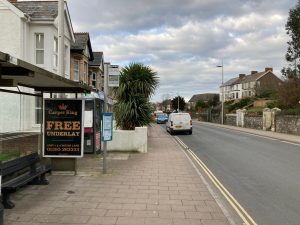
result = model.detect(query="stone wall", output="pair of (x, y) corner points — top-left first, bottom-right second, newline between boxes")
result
(225, 114), (236, 126)
(220, 113), (300, 136)
(276, 115), (300, 135)
(244, 115), (263, 130)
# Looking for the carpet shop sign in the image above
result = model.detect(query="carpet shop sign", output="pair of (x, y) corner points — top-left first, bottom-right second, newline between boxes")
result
(43, 99), (84, 158)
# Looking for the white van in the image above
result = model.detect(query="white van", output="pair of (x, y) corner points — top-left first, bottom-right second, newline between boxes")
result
(166, 113), (192, 135)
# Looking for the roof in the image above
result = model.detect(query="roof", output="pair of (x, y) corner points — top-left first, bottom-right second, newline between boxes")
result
(13, 1), (58, 20)
(0, 51), (91, 93)
(71, 33), (94, 60)
(89, 52), (103, 67)
(11, 0), (75, 42)
(189, 93), (219, 103)
(222, 69), (278, 87)
(221, 77), (240, 87)
(242, 71), (266, 82)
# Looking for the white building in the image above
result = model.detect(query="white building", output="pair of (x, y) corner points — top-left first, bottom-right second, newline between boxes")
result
(0, 0), (75, 132)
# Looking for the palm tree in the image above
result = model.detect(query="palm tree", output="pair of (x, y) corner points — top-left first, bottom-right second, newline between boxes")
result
(113, 62), (159, 130)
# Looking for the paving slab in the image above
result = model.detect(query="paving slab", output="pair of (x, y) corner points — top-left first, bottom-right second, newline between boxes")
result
(4, 124), (230, 225)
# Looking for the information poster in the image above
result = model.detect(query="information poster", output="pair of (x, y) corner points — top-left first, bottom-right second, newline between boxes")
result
(102, 112), (113, 141)
(43, 99), (84, 158)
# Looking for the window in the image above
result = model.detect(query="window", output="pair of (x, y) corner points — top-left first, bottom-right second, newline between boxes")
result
(74, 60), (79, 81)
(35, 34), (44, 64)
(53, 37), (58, 68)
(236, 93), (239, 99)
(35, 95), (42, 124)
(92, 72), (96, 88)
(84, 62), (88, 83)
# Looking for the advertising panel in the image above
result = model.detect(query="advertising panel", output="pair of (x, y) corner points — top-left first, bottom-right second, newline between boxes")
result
(43, 99), (84, 158)
(108, 65), (120, 87)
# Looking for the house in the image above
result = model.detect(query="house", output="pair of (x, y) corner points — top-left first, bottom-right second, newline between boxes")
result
(70, 32), (94, 87)
(188, 93), (219, 109)
(89, 51), (104, 92)
(0, 0), (74, 77)
(220, 77), (240, 101)
(221, 67), (282, 101)
(0, 0), (76, 132)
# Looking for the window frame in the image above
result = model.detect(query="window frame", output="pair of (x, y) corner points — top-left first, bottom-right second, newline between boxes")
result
(35, 33), (44, 65)
(53, 36), (58, 69)
(74, 59), (80, 81)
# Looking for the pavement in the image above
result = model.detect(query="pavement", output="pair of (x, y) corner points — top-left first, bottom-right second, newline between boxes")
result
(194, 121), (300, 145)
(4, 124), (231, 225)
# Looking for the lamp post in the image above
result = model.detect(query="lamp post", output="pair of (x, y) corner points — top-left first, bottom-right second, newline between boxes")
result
(177, 93), (179, 112)
(217, 60), (224, 124)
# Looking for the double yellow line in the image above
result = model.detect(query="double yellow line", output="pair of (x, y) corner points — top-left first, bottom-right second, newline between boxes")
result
(174, 136), (258, 225)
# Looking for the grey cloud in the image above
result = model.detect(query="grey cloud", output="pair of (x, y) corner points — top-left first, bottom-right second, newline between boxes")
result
(67, 0), (295, 102)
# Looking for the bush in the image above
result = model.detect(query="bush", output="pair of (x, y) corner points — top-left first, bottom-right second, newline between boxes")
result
(266, 100), (280, 109)
(247, 107), (264, 116)
(280, 108), (300, 115)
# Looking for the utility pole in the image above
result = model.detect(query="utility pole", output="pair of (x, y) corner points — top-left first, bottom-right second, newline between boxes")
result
(177, 94), (179, 112)
(217, 60), (224, 124)
(102, 63), (110, 174)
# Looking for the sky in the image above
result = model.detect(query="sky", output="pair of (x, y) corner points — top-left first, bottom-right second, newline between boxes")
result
(67, 0), (296, 103)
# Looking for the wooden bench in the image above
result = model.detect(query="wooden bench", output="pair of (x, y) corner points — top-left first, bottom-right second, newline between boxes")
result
(0, 152), (51, 209)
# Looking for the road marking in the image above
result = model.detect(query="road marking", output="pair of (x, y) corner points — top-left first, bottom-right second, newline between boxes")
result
(174, 136), (258, 225)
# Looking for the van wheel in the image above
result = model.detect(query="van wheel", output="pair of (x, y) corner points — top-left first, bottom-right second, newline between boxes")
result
(189, 130), (192, 135)
(170, 129), (174, 135)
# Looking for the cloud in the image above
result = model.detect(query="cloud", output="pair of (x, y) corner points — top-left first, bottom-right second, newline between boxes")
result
(68, 0), (295, 102)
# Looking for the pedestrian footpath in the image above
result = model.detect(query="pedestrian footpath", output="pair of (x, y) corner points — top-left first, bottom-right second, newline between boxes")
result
(194, 121), (300, 145)
(4, 124), (230, 225)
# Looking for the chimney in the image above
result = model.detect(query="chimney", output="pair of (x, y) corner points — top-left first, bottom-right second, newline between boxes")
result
(265, 67), (273, 72)
(251, 71), (258, 75)
(239, 74), (246, 78)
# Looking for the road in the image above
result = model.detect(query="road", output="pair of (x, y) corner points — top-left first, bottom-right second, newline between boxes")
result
(162, 122), (300, 225)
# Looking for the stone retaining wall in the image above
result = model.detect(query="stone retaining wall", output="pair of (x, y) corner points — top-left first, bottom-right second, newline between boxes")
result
(244, 115), (263, 130)
(276, 115), (300, 135)
(210, 113), (300, 136)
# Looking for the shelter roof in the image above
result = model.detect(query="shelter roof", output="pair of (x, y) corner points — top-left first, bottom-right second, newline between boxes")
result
(0, 51), (91, 93)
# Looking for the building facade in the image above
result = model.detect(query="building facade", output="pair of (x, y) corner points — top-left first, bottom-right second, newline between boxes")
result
(0, 0), (75, 132)
(220, 68), (282, 101)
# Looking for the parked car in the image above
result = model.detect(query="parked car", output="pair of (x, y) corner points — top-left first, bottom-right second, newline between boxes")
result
(166, 112), (192, 135)
(156, 114), (168, 124)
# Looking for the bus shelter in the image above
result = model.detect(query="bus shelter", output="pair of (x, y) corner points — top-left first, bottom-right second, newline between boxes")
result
(0, 50), (92, 170)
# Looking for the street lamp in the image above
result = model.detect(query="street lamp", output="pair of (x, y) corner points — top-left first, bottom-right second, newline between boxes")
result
(217, 60), (224, 124)
(177, 93), (179, 112)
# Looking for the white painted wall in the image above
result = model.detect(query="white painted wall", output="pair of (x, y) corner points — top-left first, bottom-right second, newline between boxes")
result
(0, 2), (73, 133)
(107, 127), (148, 153)
(0, 7), (22, 58)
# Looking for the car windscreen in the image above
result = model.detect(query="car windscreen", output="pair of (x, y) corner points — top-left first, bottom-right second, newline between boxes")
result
(172, 114), (190, 121)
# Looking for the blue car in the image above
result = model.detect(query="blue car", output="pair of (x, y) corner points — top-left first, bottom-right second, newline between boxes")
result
(156, 114), (168, 124)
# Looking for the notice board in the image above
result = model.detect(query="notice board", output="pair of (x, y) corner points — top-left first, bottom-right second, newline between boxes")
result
(43, 99), (84, 158)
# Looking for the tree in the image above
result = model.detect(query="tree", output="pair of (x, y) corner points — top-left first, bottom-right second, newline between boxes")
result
(113, 62), (159, 130)
(195, 100), (207, 110)
(171, 96), (186, 111)
(161, 99), (171, 112)
(279, 1), (300, 108)
(282, 0), (300, 80)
